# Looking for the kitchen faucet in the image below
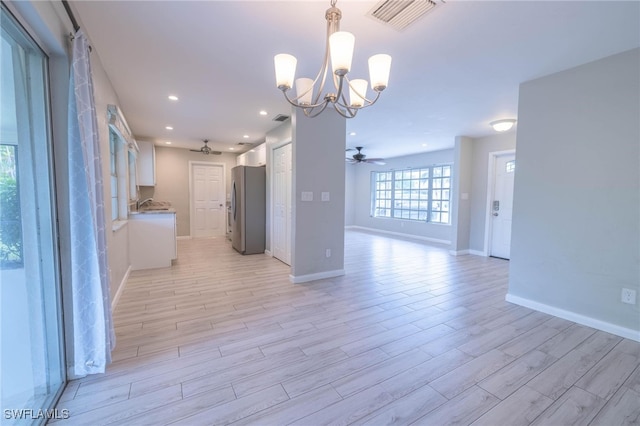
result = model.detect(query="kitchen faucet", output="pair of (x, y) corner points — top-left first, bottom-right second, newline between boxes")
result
(137, 198), (153, 210)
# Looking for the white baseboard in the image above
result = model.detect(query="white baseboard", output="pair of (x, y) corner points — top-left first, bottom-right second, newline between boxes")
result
(348, 226), (450, 245)
(111, 265), (131, 311)
(449, 249), (488, 256)
(264, 250), (273, 257)
(290, 269), (345, 284)
(506, 293), (640, 342)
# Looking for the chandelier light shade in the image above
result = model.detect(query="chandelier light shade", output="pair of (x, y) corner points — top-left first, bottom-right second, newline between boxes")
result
(490, 118), (517, 132)
(274, 0), (392, 118)
(349, 79), (368, 107)
(274, 53), (297, 89)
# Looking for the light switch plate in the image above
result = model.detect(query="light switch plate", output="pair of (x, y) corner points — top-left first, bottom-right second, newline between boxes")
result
(301, 191), (313, 201)
(321, 192), (330, 202)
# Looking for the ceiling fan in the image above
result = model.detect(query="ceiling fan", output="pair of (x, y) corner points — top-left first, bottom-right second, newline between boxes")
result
(346, 146), (386, 165)
(190, 139), (221, 155)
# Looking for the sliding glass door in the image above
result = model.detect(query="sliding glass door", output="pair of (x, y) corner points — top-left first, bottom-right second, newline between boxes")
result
(1, 4), (66, 424)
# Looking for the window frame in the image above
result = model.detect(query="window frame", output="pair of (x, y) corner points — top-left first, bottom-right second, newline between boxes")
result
(370, 164), (452, 225)
(107, 105), (137, 227)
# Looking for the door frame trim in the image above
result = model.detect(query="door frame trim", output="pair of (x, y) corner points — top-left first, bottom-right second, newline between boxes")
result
(483, 149), (516, 257)
(268, 140), (292, 264)
(188, 161), (226, 238)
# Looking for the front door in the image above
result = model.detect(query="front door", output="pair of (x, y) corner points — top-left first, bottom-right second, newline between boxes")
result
(191, 163), (225, 238)
(490, 153), (516, 259)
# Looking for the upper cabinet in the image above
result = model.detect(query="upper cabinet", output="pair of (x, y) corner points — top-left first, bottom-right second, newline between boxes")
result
(254, 143), (266, 166)
(137, 140), (156, 186)
(236, 143), (266, 167)
(236, 152), (247, 166)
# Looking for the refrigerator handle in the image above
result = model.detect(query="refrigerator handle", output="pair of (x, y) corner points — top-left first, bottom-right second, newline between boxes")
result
(232, 182), (237, 221)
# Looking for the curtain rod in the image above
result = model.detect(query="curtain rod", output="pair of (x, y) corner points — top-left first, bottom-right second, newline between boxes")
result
(61, 0), (80, 32)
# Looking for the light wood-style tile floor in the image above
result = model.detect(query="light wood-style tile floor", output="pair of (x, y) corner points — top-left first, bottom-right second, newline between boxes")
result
(55, 230), (640, 425)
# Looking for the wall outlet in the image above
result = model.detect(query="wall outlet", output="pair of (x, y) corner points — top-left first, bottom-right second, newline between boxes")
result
(621, 288), (637, 305)
(325, 249), (331, 258)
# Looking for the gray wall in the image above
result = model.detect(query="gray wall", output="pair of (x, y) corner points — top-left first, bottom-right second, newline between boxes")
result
(291, 108), (346, 279)
(508, 48), (640, 337)
(147, 146), (238, 237)
(468, 132), (517, 252)
(346, 148), (454, 243)
(451, 137), (473, 253)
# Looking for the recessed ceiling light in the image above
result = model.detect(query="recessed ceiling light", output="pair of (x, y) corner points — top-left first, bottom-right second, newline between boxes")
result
(259, 110), (268, 116)
(168, 95), (178, 101)
(165, 126), (173, 130)
(422, 143), (428, 147)
(229, 147), (235, 151)
(243, 135), (249, 139)
(165, 141), (172, 145)
(349, 132), (357, 136)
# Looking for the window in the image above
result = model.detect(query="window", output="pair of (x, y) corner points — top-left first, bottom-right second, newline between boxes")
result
(108, 105), (136, 223)
(109, 129), (119, 221)
(128, 149), (137, 201)
(1, 3), (66, 419)
(371, 165), (452, 224)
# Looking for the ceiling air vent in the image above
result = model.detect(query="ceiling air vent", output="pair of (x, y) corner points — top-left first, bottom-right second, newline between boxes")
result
(369, 0), (439, 31)
(273, 114), (290, 122)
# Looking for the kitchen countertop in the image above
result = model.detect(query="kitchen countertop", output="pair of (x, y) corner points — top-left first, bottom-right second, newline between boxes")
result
(129, 208), (176, 215)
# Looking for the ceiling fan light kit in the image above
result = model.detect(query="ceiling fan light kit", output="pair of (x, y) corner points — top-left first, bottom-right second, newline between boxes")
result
(190, 139), (222, 155)
(274, 0), (392, 119)
(346, 147), (386, 165)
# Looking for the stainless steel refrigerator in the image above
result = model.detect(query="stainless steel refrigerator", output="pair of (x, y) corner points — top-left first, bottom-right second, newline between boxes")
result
(231, 166), (266, 254)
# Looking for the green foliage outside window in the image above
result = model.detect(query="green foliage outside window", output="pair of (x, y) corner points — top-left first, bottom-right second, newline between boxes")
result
(0, 145), (22, 267)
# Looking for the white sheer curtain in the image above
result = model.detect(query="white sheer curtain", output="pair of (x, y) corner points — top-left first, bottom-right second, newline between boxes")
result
(67, 29), (115, 378)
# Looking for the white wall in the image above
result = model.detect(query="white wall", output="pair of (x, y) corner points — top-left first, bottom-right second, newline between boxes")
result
(146, 146), (238, 237)
(346, 148), (454, 244)
(265, 120), (292, 251)
(508, 48), (640, 340)
(344, 165), (356, 226)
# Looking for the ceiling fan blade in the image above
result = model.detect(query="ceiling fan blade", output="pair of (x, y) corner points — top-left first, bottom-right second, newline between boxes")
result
(346, 158), (357, 163)
(190, 149), (202, 152)
(367, 159), (386, 165)
(211, 151), (222, 155)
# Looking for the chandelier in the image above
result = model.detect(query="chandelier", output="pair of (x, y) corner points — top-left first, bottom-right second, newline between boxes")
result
(274, 0), (392, 119)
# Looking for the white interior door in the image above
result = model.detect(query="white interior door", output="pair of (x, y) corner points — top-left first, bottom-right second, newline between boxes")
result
(191, 163), (225, 238)
(490, 153), (516, 259)
(272, 143), (292, 265)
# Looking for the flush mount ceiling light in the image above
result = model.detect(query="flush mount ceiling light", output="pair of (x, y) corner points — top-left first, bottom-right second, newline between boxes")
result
(490, 119), (517, 132)
(274, 0), (391, 119)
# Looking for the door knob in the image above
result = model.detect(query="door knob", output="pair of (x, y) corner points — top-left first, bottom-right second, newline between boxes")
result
(493, 212), (499, 216)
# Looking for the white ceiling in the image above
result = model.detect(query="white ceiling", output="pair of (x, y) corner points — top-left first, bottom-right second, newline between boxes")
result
(72, 1), (640, 160)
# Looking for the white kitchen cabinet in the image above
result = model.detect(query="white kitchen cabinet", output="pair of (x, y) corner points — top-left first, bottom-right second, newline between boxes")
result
(237, 143), (266, 166)
(236, 152), (247, 166)
(129, 211), (177, 270)
(254, 143), (266, 166)
(137, 140), (156, 186)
